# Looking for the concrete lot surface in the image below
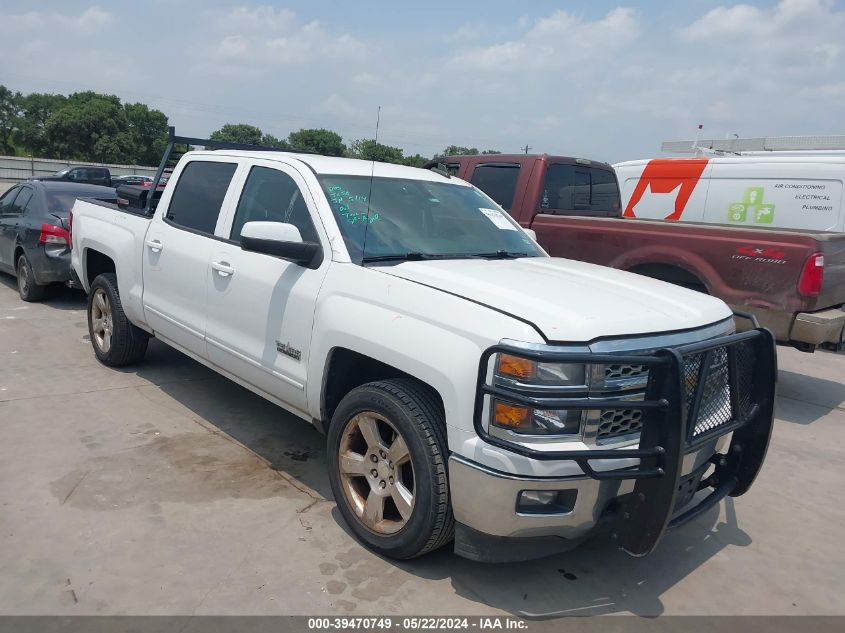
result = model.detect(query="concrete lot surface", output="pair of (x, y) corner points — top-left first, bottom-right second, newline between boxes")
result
(0, 278), (843, 617)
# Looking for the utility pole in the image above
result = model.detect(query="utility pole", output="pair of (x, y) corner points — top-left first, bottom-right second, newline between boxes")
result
(521, 144), (532, 154)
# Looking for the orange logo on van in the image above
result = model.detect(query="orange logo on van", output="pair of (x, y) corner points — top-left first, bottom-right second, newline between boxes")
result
(623, 158), (710, 221)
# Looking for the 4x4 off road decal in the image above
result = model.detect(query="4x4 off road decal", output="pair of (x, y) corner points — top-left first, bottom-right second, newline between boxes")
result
(728, 187), (776, 224)
(623, 158), (709, 220)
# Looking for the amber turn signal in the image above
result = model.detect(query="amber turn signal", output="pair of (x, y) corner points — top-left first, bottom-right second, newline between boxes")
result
(497, 354), (536, 380)
(493, 402), (531, 429)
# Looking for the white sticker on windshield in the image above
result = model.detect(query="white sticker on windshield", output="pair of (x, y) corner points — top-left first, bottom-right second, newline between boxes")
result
(479, 207), (517, 231)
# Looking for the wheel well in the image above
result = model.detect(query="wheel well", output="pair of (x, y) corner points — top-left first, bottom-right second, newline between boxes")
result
(85, 250), (116, 286)
(628, 263), (709, 294)
(13, 246), (24, 267)
(321, 348), (444, 423)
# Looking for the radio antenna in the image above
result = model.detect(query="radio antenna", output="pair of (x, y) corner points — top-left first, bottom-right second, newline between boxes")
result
(360, 105), (380, 263)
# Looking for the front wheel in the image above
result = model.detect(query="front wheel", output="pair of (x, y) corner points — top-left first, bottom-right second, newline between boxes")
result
(327, 379), (454, 559)
(87, 273), (149, 366)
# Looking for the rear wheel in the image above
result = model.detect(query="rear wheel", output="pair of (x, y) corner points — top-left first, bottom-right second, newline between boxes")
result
(88, 273), (149, 366)
(327, 379), (454, 560)
(16, 253), (47, 302)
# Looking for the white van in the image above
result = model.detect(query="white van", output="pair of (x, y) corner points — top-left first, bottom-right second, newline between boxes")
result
(613, 155), (845, 233)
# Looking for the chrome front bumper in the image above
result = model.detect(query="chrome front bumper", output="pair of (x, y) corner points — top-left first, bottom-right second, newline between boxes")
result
(449, 433), (727, 541)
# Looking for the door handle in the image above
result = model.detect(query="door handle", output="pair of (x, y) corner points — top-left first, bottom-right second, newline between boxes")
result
(211, 261), (235, 277)
(145, 239), (163, 253)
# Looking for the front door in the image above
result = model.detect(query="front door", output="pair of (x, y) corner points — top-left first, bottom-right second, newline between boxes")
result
(141, 159), (240, 359)
(205, 162), (328, 415)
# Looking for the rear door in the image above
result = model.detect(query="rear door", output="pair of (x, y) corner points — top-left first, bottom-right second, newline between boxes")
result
(0, 186), (33, 270)
(536, 163), (621, 217)
(205, 160), (329, 415)
(141, 158), (241, 359)
(0, 186), (21, 270)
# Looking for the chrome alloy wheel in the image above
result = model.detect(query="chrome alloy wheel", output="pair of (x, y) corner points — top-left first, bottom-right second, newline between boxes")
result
(338, 411), (415, 535)
(90, 288), (114, 353)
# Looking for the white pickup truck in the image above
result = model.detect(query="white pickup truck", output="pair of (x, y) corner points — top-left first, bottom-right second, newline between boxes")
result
(70, 130), (777, 562)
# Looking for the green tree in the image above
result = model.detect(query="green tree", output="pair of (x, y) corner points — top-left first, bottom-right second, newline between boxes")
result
(209, 123), (264, 146)
(14, 92), (67, 157)
(261, 133), (290, 150)
(437, 145), (479, 157)
(0, 85), (21, 154)
(44, 91), (134, 163)
(482, 149), (502, 154)
(287, 128), (346, 156)
(402, 154), (429, 168)
(124, 102), (168, 165)
(349, 138), (404, 163)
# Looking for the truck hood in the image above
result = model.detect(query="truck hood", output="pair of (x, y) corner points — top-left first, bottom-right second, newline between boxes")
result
(375, 257), (733, 342)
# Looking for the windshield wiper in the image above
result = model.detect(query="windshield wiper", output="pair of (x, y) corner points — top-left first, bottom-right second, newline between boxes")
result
(467, 250), (532, 259)
(362, 252), (443, 263)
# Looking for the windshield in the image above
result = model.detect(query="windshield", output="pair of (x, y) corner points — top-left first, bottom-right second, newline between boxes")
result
(317, 175), (543, 262)
(52, 168), (70, 177)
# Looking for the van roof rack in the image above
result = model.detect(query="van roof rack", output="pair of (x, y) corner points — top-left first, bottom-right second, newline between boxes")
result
(661, 135), (845, 154)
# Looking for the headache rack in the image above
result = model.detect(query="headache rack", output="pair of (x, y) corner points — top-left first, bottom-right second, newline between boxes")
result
(473, 325), (777, 556)
(118, 127), (296, 216)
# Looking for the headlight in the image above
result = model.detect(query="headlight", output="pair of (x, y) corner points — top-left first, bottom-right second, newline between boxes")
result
(492, 400), (583, 436)
(490, 352), (589, 438)
(496, 353), (586, 386)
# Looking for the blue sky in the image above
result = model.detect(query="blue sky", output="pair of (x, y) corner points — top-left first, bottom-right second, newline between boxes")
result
(2, 1), (844, 163)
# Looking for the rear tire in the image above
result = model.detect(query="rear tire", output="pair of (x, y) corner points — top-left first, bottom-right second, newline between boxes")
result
(16, 254), (47, 302)
(88, 273), (149, 366)
(327, 378), (454, 560)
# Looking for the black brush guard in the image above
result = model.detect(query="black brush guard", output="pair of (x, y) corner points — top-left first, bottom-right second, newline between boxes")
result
(473, 326), (777, 556)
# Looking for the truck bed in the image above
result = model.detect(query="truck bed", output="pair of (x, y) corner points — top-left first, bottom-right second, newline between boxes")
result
(529, 214), (845, 340)
(70, 197), (153, 329)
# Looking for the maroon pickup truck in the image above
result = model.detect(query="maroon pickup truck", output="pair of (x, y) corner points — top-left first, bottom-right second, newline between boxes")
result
(427, 154), (845, 352)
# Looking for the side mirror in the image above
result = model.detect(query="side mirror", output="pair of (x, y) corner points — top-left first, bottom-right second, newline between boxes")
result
(240, 221), (323, 269)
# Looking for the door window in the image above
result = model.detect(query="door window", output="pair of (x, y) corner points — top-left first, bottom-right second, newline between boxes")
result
(540, 164), (620, 214)
(470, 164), (521, 210)
(9, 188), (33, 216)
(67, 168), (87, 182)
(165, 161), (238, 234)
(230, 166), (319, 243)
(0, 187), (21, 216)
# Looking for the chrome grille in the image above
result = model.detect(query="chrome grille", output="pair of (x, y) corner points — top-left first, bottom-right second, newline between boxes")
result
(597, 408), (643, 440)
(604, 363), (648, 381)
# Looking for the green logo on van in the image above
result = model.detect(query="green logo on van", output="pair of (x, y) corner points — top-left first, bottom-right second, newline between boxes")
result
(728, 187), (775, 224)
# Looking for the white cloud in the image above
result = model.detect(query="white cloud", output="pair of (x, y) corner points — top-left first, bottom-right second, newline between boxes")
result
(0, 6), (113, 34)
(452, 7), (640, 72)
(352, 72), (380, 87)
(679, 0), (844, 69)
(220, 6), (296, 32)
(206, 12), (367, 70)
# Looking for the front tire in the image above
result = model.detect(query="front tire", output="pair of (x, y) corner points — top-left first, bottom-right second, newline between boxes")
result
(88, 273), (149, 366)
(327, 379), (454, 559)
(16, 254), (46, 302)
